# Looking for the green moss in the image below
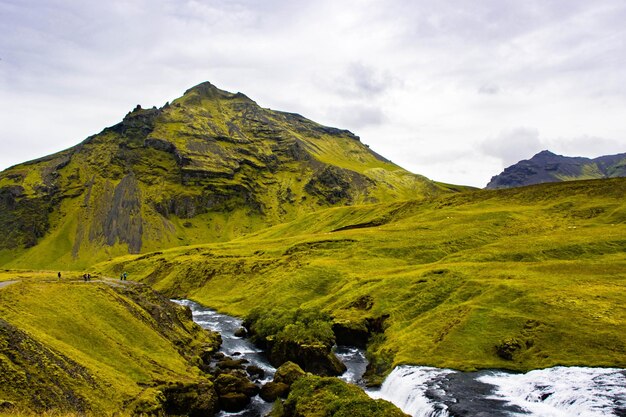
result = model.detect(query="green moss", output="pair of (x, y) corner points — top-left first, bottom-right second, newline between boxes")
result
(0, 82), (447, 270)
(0, 279), (218, 415)
(276, 375), (407, 417)
(96, 178), (626, 377)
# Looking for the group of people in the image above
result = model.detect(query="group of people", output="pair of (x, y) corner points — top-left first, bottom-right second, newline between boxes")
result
(55, 271), (129, 281)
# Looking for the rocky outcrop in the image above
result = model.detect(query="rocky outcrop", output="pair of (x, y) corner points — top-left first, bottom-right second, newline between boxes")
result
(305, 166), (374, 205)
(267, 339), (346, 377)
(260, 361), (305, 403)
(281, 375), (409, 417)
(160, 382), (218, 417)
(214, 373), (259, 412)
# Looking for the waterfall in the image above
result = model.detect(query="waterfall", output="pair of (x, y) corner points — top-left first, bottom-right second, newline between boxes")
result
(478, 366), (626, 417)
(174, 299), (626, 417)
(369, 366), (453, 417)
(370, 365), (626, 417)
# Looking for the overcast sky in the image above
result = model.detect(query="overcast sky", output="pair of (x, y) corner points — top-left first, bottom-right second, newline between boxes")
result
(1, 0), (625, 187)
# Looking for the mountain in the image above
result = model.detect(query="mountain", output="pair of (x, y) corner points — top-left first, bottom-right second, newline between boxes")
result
(0, 82), (448, 269)
(486, 150), (626, 189)
(98, 177), (626, 380)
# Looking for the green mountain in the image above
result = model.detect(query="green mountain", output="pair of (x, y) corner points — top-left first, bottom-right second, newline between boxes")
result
(486, 150), (626, 189)
(0, 82), (447, 270)
(97, 178), (626, 380)
(2, 82), (625, 416)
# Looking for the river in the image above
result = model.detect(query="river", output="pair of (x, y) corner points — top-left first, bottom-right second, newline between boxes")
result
(177, 300), (626, 417)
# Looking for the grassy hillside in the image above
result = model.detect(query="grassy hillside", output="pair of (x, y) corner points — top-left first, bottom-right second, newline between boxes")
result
(0, 82), (447, 270)
(96, 178), (626, 380)
(0, 276), (220, 415)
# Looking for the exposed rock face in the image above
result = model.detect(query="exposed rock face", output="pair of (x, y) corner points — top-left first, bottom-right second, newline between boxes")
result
(486, 150), (626, 189)
(103, 173), (143, 252)
(332, 308), (389, 349)
(0, 81), (445, 268)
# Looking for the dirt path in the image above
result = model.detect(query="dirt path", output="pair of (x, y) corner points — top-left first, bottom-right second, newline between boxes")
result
(0, 280), (18, 289)
(0, 278), (140, 290)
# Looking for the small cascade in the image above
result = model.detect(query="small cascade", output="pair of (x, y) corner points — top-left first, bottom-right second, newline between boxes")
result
(335, 345), (368, 385)
(478, 366), (626, 417)
(174, 300), (626, 417)
(174, 300), (276, 417)
(369, 366), (453, 417)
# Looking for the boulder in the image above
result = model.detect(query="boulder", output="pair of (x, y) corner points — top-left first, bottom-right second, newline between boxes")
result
(160, 382), (218, 417)
(260, 381), (290, 402)
(234, 327), (247, 337)
(246, 365), (265, 380)
(273, 362), (306, 386)
(216, 357), (248, 371)
(219, 392), (250, 412)
(214, 373), (259, 398)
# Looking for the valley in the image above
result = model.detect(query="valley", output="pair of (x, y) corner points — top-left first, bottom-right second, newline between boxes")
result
(0, 82), (624, 416)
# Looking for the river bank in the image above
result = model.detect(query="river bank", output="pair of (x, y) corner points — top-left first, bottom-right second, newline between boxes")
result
(182, 299), (626, 417)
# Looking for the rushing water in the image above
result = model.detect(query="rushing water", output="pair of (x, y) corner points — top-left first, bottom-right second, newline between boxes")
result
(370, 365), (626, 417)
(174, 300), (275, 417)
(335, 345), (368, 385)
(176, 300), (626, 417)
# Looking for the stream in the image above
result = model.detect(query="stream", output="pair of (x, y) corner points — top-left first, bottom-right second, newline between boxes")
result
(178, 300), (626, 417)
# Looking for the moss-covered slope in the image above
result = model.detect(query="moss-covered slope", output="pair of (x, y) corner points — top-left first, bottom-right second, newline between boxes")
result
(97, 178), (626, 380)
(0, 278), (221, 415)
(0, 82), (446, 270)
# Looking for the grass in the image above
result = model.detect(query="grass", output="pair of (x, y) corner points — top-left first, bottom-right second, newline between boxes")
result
(0, 81), (447, 270)
(274, 375), (408, 417)
(0, 277), (218, 415)
(96, 178), (626, 379)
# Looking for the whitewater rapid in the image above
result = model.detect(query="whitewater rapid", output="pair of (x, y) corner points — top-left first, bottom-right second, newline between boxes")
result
(371, 365), (626, 417)
(175, 299), (626, 417)
(174, 300), (276, 417)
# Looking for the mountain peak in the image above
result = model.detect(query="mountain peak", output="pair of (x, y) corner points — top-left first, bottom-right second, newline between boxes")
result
(533, 150), (558, 158)
(182, 81), (253, 102)
(0, 81), (444, 267)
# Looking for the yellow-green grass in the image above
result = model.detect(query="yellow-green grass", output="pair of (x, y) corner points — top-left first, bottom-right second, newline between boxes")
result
(0, 82), (448, 270)
(96, 178), (626, 375)
(0, 278), (212, 415)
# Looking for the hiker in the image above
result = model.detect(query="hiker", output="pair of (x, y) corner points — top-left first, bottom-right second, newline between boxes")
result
(120, 272), (124, 281)
(83, 273), (87, 282)
(123, 272), (128, 281)
(57, 272), (61, 280)
(87, 273), (91, 281)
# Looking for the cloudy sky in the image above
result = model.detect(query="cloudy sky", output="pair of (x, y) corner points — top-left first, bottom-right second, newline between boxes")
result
(1, 0), (625, 187)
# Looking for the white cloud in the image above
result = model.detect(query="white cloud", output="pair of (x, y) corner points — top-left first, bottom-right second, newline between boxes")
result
(1, 0), (625, 187)
(481, 127), (544, 167)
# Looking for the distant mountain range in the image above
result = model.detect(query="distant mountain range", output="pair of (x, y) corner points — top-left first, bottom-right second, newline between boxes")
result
(486, 150), (626, 189)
